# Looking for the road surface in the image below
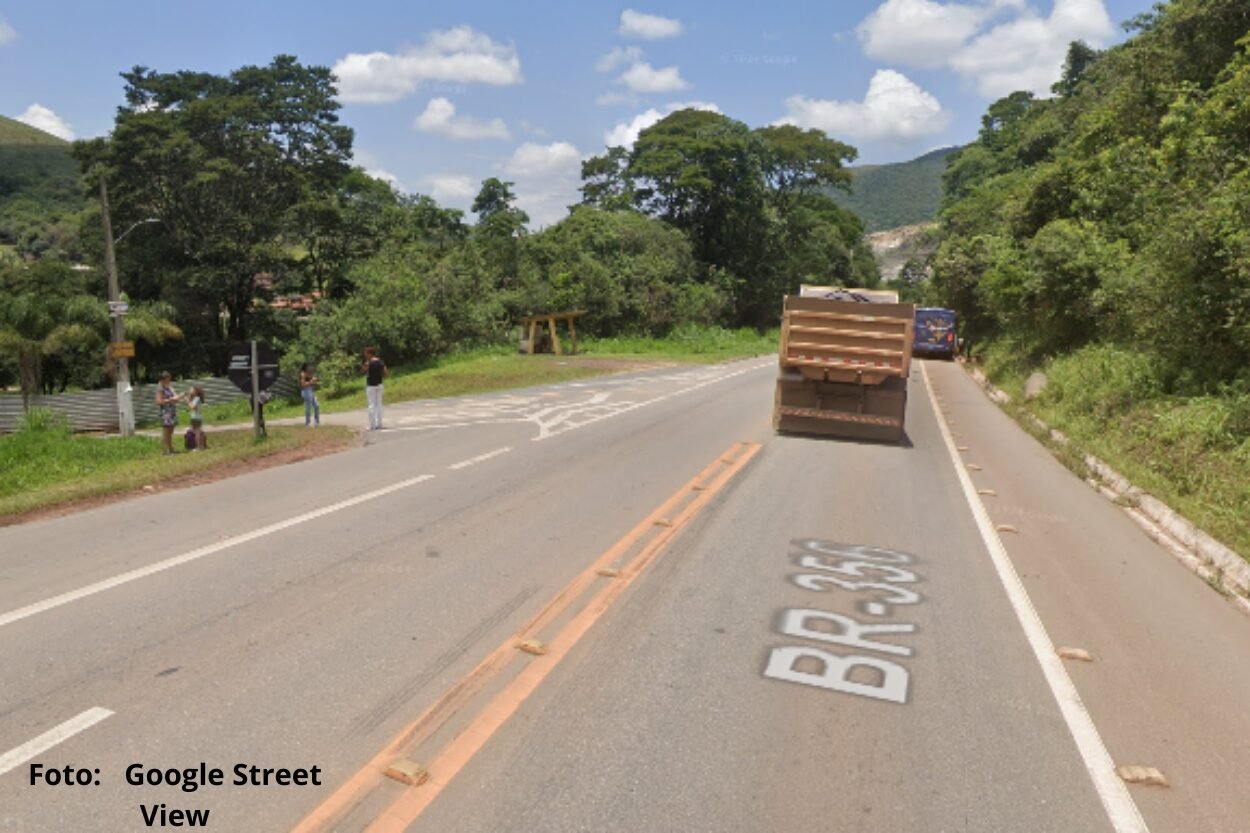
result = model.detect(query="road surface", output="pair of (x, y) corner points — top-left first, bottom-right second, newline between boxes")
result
(1, 359), (1247, 832)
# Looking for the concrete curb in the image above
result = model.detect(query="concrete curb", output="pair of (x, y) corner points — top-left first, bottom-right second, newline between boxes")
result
(964, 363), (1250, 616)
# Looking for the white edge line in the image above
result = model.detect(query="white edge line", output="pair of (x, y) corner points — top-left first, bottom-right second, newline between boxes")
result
(0, 708), (114, 776)
(447, 447), (512, 471)
(920, 361), (1149, 833)
(0, 475), (436, 630)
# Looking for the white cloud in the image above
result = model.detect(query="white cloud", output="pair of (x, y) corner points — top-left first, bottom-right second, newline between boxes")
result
(856, 0), (1113, 98)
(366, 169), (401, 189)
(857, 0), (1024, 68)
(618, 61), (688, 93)
(16, 104), (75, 141)
(500, 141), (584, 227)
(776, 70), (950, 142)
(428, 174), (477, 207)
(619, 9), (684, 40)
(596, 45), (644, 72)
(950, 0), (1114, 97)
(604, 100), (720, 148)
(0, 18), (16, 45)
(332, 26), (522, 104)
(414, 97), (510, 140)
(504, 141), (581, 178)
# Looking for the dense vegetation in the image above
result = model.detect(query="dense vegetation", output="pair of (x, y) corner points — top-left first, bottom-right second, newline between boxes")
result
(828, 147), (957, 232)
(2, 57), (877, 401)
(930, 0), (1250, 554)
(0, 116), (85, 258)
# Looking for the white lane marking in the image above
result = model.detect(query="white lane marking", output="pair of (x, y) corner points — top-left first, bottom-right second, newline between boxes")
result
(0, 708), (114, 776)
(447, 447), (512, 470)
(0, 475), (436, 630)
(534, 360), (773, 441)
(921, 362), (1148, 833)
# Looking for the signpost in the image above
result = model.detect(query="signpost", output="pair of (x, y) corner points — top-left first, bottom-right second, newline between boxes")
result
(110, 341), (136, 359)
(228, 341), (281, 438)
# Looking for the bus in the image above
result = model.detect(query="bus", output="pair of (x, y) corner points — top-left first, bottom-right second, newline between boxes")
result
(913, 307), (957, 360)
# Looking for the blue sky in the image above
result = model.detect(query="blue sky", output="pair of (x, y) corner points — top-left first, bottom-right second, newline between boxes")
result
(1, 0), (1155, 225)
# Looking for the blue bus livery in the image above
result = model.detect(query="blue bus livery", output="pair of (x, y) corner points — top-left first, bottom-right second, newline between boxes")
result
(913, 307), (957, 359)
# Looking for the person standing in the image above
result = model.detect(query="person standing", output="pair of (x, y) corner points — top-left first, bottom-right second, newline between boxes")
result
(185, 385), (206, 451)
(361, 347), (389, 430)
(299, 363), (320, 427)
(155, 372), (183, 455)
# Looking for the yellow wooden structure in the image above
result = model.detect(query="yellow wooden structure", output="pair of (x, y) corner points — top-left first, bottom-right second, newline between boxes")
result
(521, 310), (586, 356)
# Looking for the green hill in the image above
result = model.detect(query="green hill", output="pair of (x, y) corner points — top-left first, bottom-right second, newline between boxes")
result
(829, 146), (959, 232)
(0, 115), (84, 254)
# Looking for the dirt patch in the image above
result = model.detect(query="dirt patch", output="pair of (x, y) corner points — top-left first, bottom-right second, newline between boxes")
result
(0, 431), (358, 528)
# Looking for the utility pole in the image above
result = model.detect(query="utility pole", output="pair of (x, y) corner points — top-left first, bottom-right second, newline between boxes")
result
(99, 177), (135, 437)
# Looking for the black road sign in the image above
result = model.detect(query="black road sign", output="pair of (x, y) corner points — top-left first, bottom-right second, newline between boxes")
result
(227, 342), (282, 394)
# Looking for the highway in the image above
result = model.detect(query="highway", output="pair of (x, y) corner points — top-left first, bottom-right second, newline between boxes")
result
(1, 359), (1247, 833)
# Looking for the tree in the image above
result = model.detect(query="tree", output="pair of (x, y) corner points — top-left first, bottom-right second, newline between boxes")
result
(754, 124), (856, 212)
(73, 55), (354, 366)
(472, 178), (529, 282)
(579, 146), (634, 211)
(0, 260), (181, 406)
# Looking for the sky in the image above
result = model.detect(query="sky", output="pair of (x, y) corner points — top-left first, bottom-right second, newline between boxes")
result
(0, 0), (1156, 226)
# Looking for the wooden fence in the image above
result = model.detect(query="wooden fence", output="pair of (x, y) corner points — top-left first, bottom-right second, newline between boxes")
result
(0, 375), (297, 434)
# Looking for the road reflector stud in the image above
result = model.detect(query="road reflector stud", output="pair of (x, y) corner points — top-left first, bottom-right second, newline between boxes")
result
(517, 639), (548, 656)
(384, 759), (430, 787)
(654, 519), (674, 528)
(996, 524), (1019, 534)
(1116, 765), (1169, 787)
(1057, 646), (1094, 662)
(957, 445), (970, 451)
(978, 489), (997, 496)
(967, 463), (983, 471)
(596, 569), (621, 578)
(691, 484), (708, 491)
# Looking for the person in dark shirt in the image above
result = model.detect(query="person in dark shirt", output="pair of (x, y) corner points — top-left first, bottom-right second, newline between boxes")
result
(361, 347), (390, 430)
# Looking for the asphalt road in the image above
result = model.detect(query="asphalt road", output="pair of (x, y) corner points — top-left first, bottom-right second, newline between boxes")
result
(0, 358), (1246, 833)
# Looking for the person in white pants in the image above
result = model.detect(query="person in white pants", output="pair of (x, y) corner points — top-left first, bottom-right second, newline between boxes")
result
(361, 346), (389, 430)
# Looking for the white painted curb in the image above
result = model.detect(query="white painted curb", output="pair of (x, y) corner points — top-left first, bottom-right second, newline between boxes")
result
(964, 364), (1250, 614)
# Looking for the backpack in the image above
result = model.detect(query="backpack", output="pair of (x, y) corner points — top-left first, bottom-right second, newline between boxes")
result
(184, 428), (197, 450)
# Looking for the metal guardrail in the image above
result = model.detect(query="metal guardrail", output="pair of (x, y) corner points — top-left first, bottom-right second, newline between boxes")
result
(0, 375), (297, 434)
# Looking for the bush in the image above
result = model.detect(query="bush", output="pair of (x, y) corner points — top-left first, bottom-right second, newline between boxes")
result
(17, 407), (70, 436)
(1039, 344), (1163, 422)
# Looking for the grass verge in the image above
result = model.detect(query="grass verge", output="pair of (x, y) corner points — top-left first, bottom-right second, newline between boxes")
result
(0, 416), (354, 521)
(977, 343), (1250, 560)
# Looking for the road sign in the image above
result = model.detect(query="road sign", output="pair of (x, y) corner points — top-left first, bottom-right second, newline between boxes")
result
(110, 341), (136, 359)
(108, 301), (129, 317)
(227, 342), (282, 394)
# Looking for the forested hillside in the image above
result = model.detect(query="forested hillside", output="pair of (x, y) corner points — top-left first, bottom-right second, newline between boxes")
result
(829, 147), (957, 232)
(932, 0), (1250, 553)
(0, 116), (83, 257)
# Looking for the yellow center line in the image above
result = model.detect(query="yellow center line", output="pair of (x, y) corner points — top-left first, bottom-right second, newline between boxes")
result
(289, 440), (761, 833)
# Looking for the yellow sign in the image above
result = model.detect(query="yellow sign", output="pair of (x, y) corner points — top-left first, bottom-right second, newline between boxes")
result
(111, 341), (136, 359)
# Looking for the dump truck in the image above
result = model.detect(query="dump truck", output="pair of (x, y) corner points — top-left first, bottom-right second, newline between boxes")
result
(773, 286), (916, 442)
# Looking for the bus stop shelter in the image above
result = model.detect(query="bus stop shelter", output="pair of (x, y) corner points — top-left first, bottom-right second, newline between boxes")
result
(521, 310), (586, 355)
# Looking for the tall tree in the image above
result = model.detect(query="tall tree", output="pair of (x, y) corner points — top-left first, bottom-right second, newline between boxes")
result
(73, 55), (353, 367)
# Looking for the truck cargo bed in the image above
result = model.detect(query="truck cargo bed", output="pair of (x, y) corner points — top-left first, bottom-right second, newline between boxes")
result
(773, 294), (915, 442)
